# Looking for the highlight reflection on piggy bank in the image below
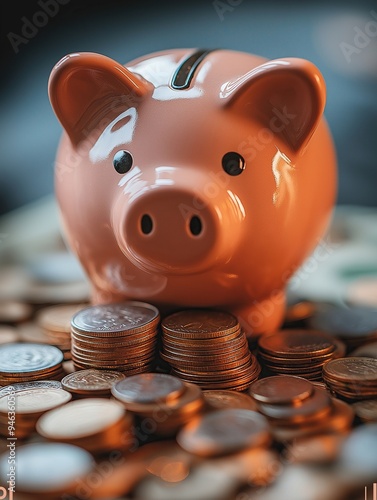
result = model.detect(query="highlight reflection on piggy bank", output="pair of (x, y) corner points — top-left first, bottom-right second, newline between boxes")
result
(49, 48), (337, 336)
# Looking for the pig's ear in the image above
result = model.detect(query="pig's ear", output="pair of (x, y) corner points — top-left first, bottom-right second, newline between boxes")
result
(221, 58), (326, 153)
(48, 52), (152, 146)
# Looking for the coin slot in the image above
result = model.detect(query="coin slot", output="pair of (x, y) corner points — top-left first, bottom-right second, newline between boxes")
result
(189, 216), (202, 236)
(141, 214), (153, 235)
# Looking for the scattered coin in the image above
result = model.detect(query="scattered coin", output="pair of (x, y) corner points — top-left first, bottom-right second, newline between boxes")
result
(176, 408), (271, 457)
(0, 386), (72, 439)
(203, 390), (257, 411)
(36, 398), (133, 453)
(352, 399), (377, 423)
(0, 442), (95, 497)
(61, 368), (126, 397)
(111, 373), (185, 404)
(308, 303), (377, 350)
(249, 375), (314, 405)
(0, 325), (20, 344)
(0, 300), (32, 324)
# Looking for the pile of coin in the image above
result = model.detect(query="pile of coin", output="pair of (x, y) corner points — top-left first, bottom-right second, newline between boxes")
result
(112, 373), (205, 436)
(36, 398), (134, 454)
(308, 303), (377, 351)
(35, 303), (87, 359)
(322, 356), (377, 401)
(70, 301), (160, 374)
(160, 309), (261, 391)
(248, 375), (354, 442)
(0, 381), (72, 439)
(61, 368), (126, 398)
(257, 329), (345, 381)
(0, 343), (65, 386)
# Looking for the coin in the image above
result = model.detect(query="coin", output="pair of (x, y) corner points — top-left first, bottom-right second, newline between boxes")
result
(0, 325), (20, 344)
(111, 373), (185, 404)
(0, 300), (32, 324)
(0, 387), (71, 414)
(349, 342), (377, 359)
(36, 398), (133, 452)
(203, 390), (258, 411)
(36, 303), (88, 333)
(71, 301), (160, 335)
(0, 442), (94, 495)
(0, 343), (63, 374)
(176, 408), (271, 457)
(256, 387), (332, 425)
(0, 380), (62, 398)
(258, 329), (335, 358)
(352, 399), (377, 422)
(323, 357), (377, 382)
(161, 309), (239, 338)
(308, 303), (377, 349)
(61, 369), (126, 396)
(249, 375), (314, 405)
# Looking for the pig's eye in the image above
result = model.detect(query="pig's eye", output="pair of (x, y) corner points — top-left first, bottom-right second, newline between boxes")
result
(222, 152), (245, 176)
(113, 150), (133, 174)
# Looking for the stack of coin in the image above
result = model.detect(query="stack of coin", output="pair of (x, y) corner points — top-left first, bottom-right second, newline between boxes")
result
(0, 343), (65, 386)
(160, 309), (261, 391)
(248, 375), (354, 442)
(0, 382), (72, 439)
(176, 408), (271, 457)
(322, 356), (377, 401)
(61, 369), (126, 398)
(70, 301), (160, 374)
(308, 303), (377, 351)
(36, 398), (134, 453)
(112, 373), (205, 436)
(257, 329), (345, 381)
(35, 303), (87, 359)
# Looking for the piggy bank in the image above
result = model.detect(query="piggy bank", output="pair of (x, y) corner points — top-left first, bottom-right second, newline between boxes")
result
(48, 48), (337, 336)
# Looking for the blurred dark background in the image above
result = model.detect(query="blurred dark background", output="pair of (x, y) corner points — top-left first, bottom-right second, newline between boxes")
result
(1, 0), (376, 216)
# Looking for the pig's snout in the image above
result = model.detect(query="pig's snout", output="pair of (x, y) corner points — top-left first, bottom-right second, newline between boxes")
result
(115, 188), (241, 274)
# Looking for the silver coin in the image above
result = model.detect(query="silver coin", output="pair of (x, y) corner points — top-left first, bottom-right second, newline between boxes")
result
(71, 301), (159, 333)
(0, 380), (62, 398)
(0, 343), (63, 373)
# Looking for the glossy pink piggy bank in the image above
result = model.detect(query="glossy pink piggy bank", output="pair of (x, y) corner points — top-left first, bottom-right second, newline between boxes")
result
(49, 48), (336, 337)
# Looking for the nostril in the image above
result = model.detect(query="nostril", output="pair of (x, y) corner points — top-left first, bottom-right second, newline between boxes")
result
(189, 215), (202, 236)
(141, 214), (153, 235)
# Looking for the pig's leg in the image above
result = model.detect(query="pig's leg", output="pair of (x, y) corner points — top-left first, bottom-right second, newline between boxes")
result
(232, 291), (286, 339)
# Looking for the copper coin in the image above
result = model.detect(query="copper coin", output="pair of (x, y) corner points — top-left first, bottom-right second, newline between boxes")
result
(61, 369), (126, 395)
(0, 442), (94, 495)
(0, 326), (20, 344)
(161, 309), (239, 338)
(36, 303), (87, 333)
(162, 328), (243, 346)
(0, 300), (32, 323)
(256, 387), (332, 424)
(258, 330), (336, 358)
(0, 387), (71, 414)
(36, 398), (127, 440)
(176, 408), (270, 457)
(249, 375), (314, 405)
(323, 356), (377, 382)
(203, 390), (257, 411)
(0, 343), (63, 374)
(112, 373), (185, 404)
(71, 301), (160, 335)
